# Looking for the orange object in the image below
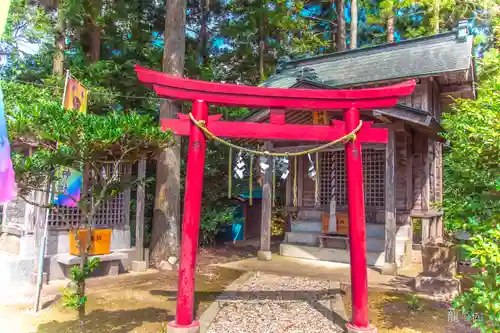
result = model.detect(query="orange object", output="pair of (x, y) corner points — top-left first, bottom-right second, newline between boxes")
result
(336, 212), (349, 236)
(321, 213), (330, 233)
(69, 228), (112, 255)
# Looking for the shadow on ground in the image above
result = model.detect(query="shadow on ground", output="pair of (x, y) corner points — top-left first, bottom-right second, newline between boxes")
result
(375, 275), (415, 291)
(36, 307), (173, 333)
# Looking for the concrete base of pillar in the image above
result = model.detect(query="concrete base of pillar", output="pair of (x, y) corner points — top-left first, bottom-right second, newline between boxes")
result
(346, 323), (378, 333)
(381, 262), (398, 276)
(167, 321), (200, 333)
(257, 250), (272, 261)
(131, 261), (147, 272)
(29, 271), (48, 285)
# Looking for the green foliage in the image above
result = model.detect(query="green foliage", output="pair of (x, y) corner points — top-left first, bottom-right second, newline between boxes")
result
(1, 81), (172, 205)
(61, 257), (101, 310)
(1, 0), (53, 53)
(199, 205), (236, 246)
(70, 257), (101, 282)
(444, 31), (500, 332)
(216, 0), (329, 84)
(406, 294), (422, 312)
(442, 53), (500, 234)
(452, 223), (500, 332)
(271, 210), (287, 236)
(61, 286), (84, 310)
(3, 78), (172, 315)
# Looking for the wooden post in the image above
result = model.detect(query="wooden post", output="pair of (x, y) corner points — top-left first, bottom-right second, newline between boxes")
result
(421, 136), (431, 245)
(406, 132), (413, 211)
(297, 155), (304, 207)
(123, 163), (132, 238)
(436, 215), (444, 241)
(285, 167), (292, 207)
(421, 218), (430, 246)
(430, 216), (438, 240)
(135, 159), (146, 261)
(258, 141), (273, 261)
(382, 129), (397, 275)
(421, 137), (430, 212)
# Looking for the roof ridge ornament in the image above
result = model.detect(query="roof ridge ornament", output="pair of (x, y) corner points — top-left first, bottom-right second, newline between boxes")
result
(276, 56), (292, 74)
(298, 66), (323, 83)
(457, 20), (469, 42)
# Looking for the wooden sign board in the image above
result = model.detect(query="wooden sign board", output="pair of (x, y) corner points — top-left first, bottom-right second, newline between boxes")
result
(336, 212), (349, 236)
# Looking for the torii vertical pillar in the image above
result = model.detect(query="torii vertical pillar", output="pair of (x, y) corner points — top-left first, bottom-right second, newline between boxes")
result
(344, 107), (377, 333)
(167, 100), (208, 333)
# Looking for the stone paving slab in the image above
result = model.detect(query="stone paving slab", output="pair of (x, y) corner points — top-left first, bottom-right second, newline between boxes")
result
(202, 272), (346, 333)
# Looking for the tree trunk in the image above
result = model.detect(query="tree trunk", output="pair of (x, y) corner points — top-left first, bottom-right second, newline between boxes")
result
(330, 0), (335, 52)
(350, 0), (357, 49)
(259, 9), (266, 81)
(83, 0), (101, 63)
(78, 251), (87, 321)
(88, 22), (101, 62)
(335, 0), (346, 51)
(52, 2), (65, 76)
(198, 0), (210, 69)
(150, 0), (186, 263)
(387, 14), (395, 43)
(433, 0), (440, 33)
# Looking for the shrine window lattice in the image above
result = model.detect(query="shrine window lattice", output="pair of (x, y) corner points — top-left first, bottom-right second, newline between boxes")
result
(47, 163), (132, 229)
(319, 149), (385, 208)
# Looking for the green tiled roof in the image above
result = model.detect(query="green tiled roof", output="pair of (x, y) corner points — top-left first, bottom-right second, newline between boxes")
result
(260, 32), (474, 89)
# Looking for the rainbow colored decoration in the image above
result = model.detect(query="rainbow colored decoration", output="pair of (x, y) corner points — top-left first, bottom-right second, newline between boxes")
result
(53, 167), (82, 207)
(0, 88), (17, 204)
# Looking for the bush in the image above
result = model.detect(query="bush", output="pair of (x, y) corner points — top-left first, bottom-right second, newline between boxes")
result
(199, 205), (236, 246)
(452, 221), (500, 332)
(444, 43), (500, 333)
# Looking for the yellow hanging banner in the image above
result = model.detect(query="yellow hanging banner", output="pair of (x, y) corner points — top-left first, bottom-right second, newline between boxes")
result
(63, 77), (89, 113)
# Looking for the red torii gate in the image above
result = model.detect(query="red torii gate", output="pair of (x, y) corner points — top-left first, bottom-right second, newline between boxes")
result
(135, 65), (416, 333)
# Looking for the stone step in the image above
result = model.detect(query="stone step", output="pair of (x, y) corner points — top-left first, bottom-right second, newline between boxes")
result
(280, 243), (407, 268)
(284, 231), (408, 254)
(290, 220), (323, 233)
(365, 224), (385, 238)
(290, 220), (411, 240)
(285, 232), (321, 246)
(297, 210), (323, 221)
(367, 224), (412, 240)
(365, 236), (408, 254)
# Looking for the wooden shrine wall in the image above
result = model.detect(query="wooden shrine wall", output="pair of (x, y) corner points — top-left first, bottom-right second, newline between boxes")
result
(281, 78), (443, 225)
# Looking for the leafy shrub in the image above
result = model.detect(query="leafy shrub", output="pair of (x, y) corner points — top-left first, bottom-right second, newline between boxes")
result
(406, 294), (422, 312)
(443, 36), (500, 333)
(199, 205), (236, 246)
(61, 257), (100, 310)
(452, 222), (500, 333)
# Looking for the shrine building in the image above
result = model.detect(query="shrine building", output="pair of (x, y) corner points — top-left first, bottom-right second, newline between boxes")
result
(244, 25), (475, 271)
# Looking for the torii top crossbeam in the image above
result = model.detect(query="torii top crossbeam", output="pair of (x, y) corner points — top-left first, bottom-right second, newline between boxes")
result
(135, 64), (416, 333)
(136, 65), (415, 110)
(135, 64), (415, 144)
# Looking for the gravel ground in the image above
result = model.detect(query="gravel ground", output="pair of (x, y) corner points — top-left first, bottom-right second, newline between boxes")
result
(207, 273), (344, 333)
